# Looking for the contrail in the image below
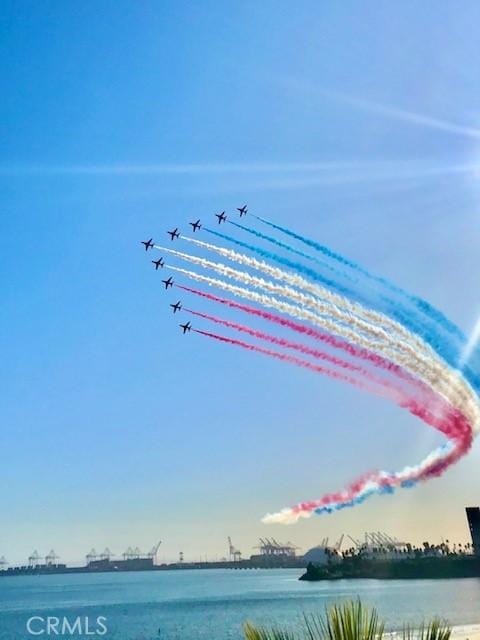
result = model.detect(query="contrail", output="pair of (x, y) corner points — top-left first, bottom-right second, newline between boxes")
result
(0, 161), (357, 177)
(189, 307), (472, 431)
(194, 327), (469, 440)
(194, 327), (472, 522)
(180, 233), (479, 393)
(145, 208), (480, 521)
(283, 80), (480, 139)
(161, 242), (479, 417)
(180, 235), (428, 343)
(159, 242), (398, 346)
(194, 329), (381, 394)
(321, 90), (480, 140)
(251, 214), (467, 346)
(186, 308), (401, 395)
(179, 285), (419, 384)
(265, 430), (472, 523)
(228, 219), (358, 285)
(180, 285), (474, 420)
(169, 265), (480, 429)
(203, 226), (361, 303)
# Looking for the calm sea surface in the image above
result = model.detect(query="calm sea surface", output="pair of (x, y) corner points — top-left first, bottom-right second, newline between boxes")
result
(0, 569), (479, 639)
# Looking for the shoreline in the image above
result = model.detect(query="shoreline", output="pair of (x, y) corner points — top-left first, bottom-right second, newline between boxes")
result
(387, 625), (480, 639)
(452, 625), (480, 640)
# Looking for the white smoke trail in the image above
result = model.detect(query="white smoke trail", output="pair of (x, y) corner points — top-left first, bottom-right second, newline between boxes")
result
(167, 264), (480, 431)
(263, 438), (466, 524)
(263, 446), (459, 524)
(181, 236), (445, 355)
(158, 244), (395, 345)
(159, 244), (479, 421)
(181, 236), (480, 411)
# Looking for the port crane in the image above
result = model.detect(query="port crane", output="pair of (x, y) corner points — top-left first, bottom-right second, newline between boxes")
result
(255, 538), (299, 557)
(227, 537), (242, 562)
(122, 547), (134, 560)
(28, 550), (43, 567)
(86, 548), (98, 563)
(45, 550), (59, 566)
(99, 548), (114, 561)
(314, 535), (343, 553)
(147, 541), (162, 564)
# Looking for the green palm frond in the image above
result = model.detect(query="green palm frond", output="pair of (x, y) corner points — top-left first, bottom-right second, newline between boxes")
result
(244, 600), (452, 640)
(244, 621), (297, 640)
(403, 619), (452, 640)
(303, 600), (385, 640)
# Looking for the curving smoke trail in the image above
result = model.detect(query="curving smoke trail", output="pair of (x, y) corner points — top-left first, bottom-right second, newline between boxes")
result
(201, 227), (479, 391)
(265, 431), (472, 523)
(194, 327), (473, 523)
(180, 235), (454, 356)
(147, 215), (479, 522)
(186, 308), (402, 397)
(189, 308), (471, 435)
(194, 329), (381, 395)
(168, 264), (480, 429)
(228, 219), (356, 284)
(251, 214), (467, 346)
(178, 285), (415, 378)
(179, 285), (474, 418)
(160, 242), (400, 346)
(165, 259), (479, 424)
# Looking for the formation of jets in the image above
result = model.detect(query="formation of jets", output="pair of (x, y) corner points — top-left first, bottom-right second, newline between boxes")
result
(142, 205), (247, 334)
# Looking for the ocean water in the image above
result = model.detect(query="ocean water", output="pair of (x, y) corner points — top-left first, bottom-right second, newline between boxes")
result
(0, 569), (479, 639)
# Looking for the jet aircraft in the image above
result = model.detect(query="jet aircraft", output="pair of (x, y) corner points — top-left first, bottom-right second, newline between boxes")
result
(141, 238), (154, 251)
(162, 276), (174, 289)
(152, 258), (164, 270)
(180, 321), (192, 334)
(167, 228), (180, 240)
(237, 205), (248, 217)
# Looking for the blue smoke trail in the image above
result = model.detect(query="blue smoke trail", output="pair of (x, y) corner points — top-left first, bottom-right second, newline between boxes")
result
(229, 220), (475, 370)
(314, 480), (418, 515)
(205, 227), (363, 303)
(252, 214), (467, 346)
(204, 227), (480, 392)
(228, 220), (360, 286)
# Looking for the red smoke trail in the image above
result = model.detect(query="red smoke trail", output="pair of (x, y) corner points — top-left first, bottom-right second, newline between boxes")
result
(193, 328), (470, 443)
(193, 329), (380, 394)
(181, 286), (473, 438)
(190, 308), (471, 440)
(293, 427), (472, 515)
(178, 284), (414, 385)
(186, 308), (394, 391)
(188, 296), (473, 517)
(187, 308), (470, 436)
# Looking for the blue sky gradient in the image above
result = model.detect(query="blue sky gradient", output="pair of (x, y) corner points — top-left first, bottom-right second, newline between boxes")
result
(1, 1), (480, 564)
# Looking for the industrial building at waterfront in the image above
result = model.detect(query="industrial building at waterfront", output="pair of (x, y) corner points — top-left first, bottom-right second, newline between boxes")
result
(1, 507), (479, 577)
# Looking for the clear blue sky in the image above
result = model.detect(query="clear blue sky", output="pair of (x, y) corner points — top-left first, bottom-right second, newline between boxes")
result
(1, 1), (479, 564)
